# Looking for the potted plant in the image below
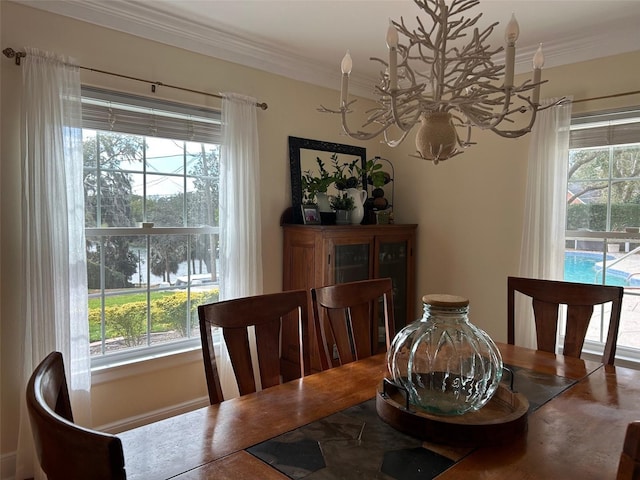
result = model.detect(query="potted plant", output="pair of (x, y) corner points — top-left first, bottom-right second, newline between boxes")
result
(330, 192), (355, 225)
(331, 156), (361, 191)
(363, 158), (392, 211)
(301, 155), (337, 210)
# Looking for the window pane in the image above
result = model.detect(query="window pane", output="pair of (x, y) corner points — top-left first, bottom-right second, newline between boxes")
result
(612, 144), (640, 178)
(98, 132), (144, 172)
(146, 137), (185, 175)
(87, 232), (219, 356)
(97, 171), (141, 227)
(569, 147), (610, 181)
(146, 189), (185, 227)
(84, 126), (220, 357)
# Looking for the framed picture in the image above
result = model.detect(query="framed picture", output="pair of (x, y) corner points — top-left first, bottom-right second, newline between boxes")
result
(301, 205), (321, 225)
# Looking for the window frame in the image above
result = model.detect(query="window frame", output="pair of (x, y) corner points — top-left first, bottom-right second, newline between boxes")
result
(563, 107), (640, 363)
(81, 87), (222, 370)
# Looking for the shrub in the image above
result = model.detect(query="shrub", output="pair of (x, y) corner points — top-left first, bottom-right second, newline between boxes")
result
(89, 287), (221, 347)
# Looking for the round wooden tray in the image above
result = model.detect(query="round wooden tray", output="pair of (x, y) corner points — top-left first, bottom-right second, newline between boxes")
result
(375, 380), (529, 447)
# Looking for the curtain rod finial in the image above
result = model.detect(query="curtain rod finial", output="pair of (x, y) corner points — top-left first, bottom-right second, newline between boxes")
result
(3, 47), (26, 65)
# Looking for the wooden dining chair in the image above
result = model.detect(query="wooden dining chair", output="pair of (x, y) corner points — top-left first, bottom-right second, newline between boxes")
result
(311, 277), (395, 370)
(618, 421), (640, 479)
(26, 351), (126, 480)
(198, 289), (311, 405)
(507, 276), (624, 365)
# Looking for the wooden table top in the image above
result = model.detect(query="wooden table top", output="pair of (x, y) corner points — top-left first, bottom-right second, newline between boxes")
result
(119, 344), (636, 479)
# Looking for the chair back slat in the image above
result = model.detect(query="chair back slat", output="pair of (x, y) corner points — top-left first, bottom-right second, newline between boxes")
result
(618, 421), (640, 479)
(198, 289), (310, 404)
(564, 304), (595, 357)
(326, 308), (354, 364)
(349, 302), (374, 360)
(508, 276), (623, 365)
(312, 278), (395, 368)
(222, 328), (257, 395)
(531, 298), (560, 353)
(255, 320), (284, 390)
(27, 351), (126, 480)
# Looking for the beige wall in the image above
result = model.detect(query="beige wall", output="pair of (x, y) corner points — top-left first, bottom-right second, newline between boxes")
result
(2, 0), (640, 473)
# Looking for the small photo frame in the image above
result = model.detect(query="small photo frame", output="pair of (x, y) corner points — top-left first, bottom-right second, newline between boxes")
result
(301, 205), (321, 225)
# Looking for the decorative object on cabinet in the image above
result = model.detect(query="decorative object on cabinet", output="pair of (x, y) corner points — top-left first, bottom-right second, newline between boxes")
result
(301, 205), (321, 225)
(301, 154), (337, 208)
(346, 188), (367, 225)
(289, 136), (366, 225)
(330, 193), (355, 225)
(281, 223), (417, 374)
(318, 1), (562, 164)
(364, 156), (394, 224)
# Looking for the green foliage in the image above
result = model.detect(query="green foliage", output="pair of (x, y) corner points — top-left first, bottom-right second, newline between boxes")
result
(331, 154), (360, 191)
(330, 192), (355, 211)
(568, 146), (640, 204)
(109, 301), (148, 347)
(567, 204), (640, 231)
(87, 259), (130, 289)
(363, 159), (391, 188)
(89, 288), (220, 346)
(301, 155), (336, 203)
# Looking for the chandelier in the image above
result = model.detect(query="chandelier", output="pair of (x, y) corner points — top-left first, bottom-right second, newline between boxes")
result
(319, 0), (556, 164)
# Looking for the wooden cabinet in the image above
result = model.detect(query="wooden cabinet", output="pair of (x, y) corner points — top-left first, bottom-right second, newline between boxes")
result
(282, 224), (417, 374)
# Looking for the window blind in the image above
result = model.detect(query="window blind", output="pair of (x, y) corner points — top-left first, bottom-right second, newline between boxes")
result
(81, 86), (221, 143)
(570, 107), (640, 149)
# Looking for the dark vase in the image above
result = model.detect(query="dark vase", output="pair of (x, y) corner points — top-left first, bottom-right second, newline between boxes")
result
(320, 211), (336, 225)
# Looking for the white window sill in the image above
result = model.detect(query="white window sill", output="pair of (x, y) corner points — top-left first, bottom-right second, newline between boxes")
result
(91, 341), (203, 385)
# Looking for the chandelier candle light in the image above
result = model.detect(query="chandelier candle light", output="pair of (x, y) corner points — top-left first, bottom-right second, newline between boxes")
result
(320, 0), (556, 164)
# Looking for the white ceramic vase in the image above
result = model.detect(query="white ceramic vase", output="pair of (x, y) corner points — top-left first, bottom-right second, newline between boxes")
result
(316, 192), (332, 212)
(347, 188), (367, 225)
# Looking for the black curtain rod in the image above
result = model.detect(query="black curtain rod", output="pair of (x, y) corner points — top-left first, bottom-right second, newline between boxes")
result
(572, 89), (640, 105)
(2, 47), (268, 110)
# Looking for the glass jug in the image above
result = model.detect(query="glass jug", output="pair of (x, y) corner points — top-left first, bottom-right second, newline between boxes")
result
(387, 294), (503, 415)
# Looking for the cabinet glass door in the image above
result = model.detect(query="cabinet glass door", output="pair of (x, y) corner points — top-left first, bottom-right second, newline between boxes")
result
(333, 243), (370, 284)
(377, 239), (409, 328)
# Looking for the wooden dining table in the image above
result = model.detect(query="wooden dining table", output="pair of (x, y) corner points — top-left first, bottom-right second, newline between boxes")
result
(119, 343), (640, 479)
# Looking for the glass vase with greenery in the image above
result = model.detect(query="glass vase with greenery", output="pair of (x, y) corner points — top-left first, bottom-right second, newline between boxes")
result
(301, 155), (337, 204)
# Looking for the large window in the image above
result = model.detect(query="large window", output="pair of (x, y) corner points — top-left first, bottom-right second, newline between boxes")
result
(565, 108), (640, 358)
(82, 87), (221, 366)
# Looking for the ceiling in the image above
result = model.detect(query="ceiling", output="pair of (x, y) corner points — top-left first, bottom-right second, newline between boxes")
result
(14, 0), (640, 98)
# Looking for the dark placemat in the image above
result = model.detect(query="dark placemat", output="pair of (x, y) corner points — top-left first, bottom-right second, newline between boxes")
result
(247, 364), (578, 479)
(504, 363), (577, 411)
(247, 400), (453, 480)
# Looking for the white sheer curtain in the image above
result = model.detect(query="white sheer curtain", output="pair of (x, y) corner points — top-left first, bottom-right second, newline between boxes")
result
(14, 48), (91, 479)
(217, 92), (263, 399)
(515, 97), (573, 348)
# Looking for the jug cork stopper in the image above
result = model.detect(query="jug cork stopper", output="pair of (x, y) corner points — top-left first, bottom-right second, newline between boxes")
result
(422, 294), (469, 307)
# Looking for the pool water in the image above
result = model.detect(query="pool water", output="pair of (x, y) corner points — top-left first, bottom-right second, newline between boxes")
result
(564, 251), (640, 287)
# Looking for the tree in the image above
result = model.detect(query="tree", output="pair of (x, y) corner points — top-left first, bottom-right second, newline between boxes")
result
(189, 144), (220, 280)
(568, 146), (640, 205)
(144, 194), (186, 283)
(84, 132), (144, 289)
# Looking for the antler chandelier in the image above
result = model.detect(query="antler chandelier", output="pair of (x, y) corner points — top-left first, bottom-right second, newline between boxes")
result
(319, 0), (554, 164)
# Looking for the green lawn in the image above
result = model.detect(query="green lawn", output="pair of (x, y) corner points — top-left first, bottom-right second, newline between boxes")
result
(88, 289), (218, 344)
(88, 290), (174, 309)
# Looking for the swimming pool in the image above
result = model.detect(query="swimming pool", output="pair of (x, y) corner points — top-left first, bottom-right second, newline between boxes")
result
(564, 251), (640, 287)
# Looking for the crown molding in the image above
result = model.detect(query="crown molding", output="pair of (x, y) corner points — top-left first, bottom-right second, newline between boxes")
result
(14, 0), (370, 93)
(13, 0), (639, 100)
